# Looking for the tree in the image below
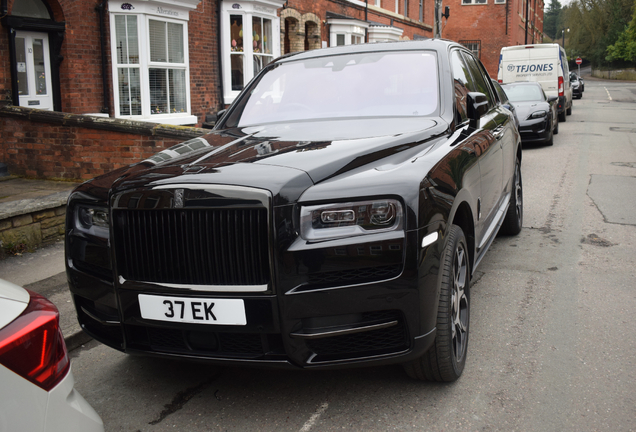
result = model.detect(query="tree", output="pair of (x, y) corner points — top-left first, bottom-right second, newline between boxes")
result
(564, 0), (635, 66)
(606, 6), (636, 62)
(544, 0), (563, 40)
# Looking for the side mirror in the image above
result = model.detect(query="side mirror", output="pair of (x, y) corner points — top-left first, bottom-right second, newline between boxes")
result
(502, 103), (513, 111)
(547, 96), (558, 103)
(467, 92), (489, 128)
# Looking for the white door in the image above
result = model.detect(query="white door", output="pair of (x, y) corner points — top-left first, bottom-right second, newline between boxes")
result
(15, 31), (53, 111)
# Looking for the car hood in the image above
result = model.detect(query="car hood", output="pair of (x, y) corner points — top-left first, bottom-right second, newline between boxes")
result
(512, 101), (550, 121)
(108, 117), (446, 204)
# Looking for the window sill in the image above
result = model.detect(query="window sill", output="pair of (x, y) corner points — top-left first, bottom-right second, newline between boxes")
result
(116, 114), (199, 126)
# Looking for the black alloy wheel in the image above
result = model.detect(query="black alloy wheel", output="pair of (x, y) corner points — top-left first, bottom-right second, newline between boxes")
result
(500, 157), (523, 235)
(403, 224), (470, 382)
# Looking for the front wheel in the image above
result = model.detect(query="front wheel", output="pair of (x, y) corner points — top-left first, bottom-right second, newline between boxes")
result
(403, 225), (470, 382)
(499, 157), (523, 235)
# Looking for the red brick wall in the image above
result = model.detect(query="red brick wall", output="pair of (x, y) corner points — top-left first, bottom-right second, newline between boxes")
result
(287, 0), (434, 42)
(0, 115), (187, 180)
(442, 0), (544, 77)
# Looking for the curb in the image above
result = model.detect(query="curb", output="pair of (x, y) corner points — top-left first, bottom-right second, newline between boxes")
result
(65, 329), (94, 352)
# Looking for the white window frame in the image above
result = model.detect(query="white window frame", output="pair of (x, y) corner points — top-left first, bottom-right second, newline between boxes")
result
(327, 18), (369, 48)
(494, 0), (506, 3)
(108, 0), (198, 125)
(462, 0), (487, 4)
(220, 1), (284, 105)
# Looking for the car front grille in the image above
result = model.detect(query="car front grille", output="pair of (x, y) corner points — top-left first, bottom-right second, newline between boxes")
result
(113, 208), (270, 286)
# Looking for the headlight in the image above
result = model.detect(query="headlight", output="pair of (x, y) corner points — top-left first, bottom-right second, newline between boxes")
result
(75, 205), (110, 236)
(529, 110), (547, 119)
(300, 199), (403, 241)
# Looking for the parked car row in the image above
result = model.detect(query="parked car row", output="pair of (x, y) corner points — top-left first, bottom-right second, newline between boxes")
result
(497, 43), (585, 146)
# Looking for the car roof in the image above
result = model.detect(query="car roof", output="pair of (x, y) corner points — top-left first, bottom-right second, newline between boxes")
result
(274, 39), (463, 64)
(501, 81), (543, 87)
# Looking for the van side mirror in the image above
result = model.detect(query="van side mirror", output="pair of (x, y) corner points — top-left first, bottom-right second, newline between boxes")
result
(467, 92), (489, 128)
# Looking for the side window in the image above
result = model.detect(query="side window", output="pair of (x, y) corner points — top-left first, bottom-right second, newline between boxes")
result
(461, 51), (495, 109)
(450, 50), (472, 122)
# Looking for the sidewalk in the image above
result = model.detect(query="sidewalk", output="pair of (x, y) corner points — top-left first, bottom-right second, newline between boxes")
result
(0, 177), (90, 350)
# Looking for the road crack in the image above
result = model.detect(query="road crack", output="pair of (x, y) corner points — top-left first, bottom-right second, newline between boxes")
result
(148, 373), (221, 425)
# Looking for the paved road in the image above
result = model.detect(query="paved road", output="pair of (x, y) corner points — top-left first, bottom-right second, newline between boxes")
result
(29, 78), (636, 431)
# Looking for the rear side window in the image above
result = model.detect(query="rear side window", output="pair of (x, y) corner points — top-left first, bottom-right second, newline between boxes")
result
(461, 52), (495, 109)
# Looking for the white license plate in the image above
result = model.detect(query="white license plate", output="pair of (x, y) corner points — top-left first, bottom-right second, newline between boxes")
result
(138, 294), (247, 326)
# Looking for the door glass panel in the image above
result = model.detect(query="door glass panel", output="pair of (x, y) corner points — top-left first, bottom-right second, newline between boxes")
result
(16, 37), (29, 96)
(33, 39), (47, 95)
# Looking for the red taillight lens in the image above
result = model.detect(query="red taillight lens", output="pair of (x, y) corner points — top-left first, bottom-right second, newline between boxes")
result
(558, 76), (564, 96)
(0, 290), (70, 391)
(498, 79), (503, 83)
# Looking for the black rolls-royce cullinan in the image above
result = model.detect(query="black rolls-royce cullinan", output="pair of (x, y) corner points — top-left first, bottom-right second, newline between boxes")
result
(66, 40), (522, 382)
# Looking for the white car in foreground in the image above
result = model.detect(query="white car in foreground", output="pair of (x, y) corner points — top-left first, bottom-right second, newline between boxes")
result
(0, 278), (103, 432)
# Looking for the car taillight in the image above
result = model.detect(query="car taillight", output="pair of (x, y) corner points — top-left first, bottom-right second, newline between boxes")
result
(0, 290), (70, 391)
(558, 76), (564, 96)
(498, 79), (503, 83)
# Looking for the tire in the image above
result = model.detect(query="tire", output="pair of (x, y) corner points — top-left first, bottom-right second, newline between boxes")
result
(499, 157), (523, 235)
(558, 110), (566, 122)
(403, 225), (470, 382)
(553, 118), (559, 135)
(566, 102), (572, 115)
(545, 128), (554, 146)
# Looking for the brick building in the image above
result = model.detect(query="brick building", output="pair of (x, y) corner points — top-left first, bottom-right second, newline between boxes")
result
(440, 0), (544, 76)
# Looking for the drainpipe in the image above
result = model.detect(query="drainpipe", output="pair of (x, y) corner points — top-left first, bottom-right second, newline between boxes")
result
(95, 1), (110, 114)
(524, 0), (529, 44)
(216, 0), (225, 110)
(365, 0), (368, 43)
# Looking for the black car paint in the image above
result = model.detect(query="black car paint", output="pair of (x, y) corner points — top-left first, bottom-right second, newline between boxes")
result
(65, 40), (520, 371)
(501, 82), (558, 146)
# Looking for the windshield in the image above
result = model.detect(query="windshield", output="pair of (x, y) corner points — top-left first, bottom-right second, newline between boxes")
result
(502, 84), (544, 102)
(235, 51), (439, 126)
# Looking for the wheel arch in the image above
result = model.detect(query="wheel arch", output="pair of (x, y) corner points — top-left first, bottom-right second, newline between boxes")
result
(450, 200), (476, 276)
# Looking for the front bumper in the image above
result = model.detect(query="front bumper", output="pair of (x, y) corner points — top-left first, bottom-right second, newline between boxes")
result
(518, 117), (552, 144)
(66, 200), (443, 370)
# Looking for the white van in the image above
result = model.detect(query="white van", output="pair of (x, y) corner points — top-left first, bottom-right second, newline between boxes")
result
(497, 44), (572, 122)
